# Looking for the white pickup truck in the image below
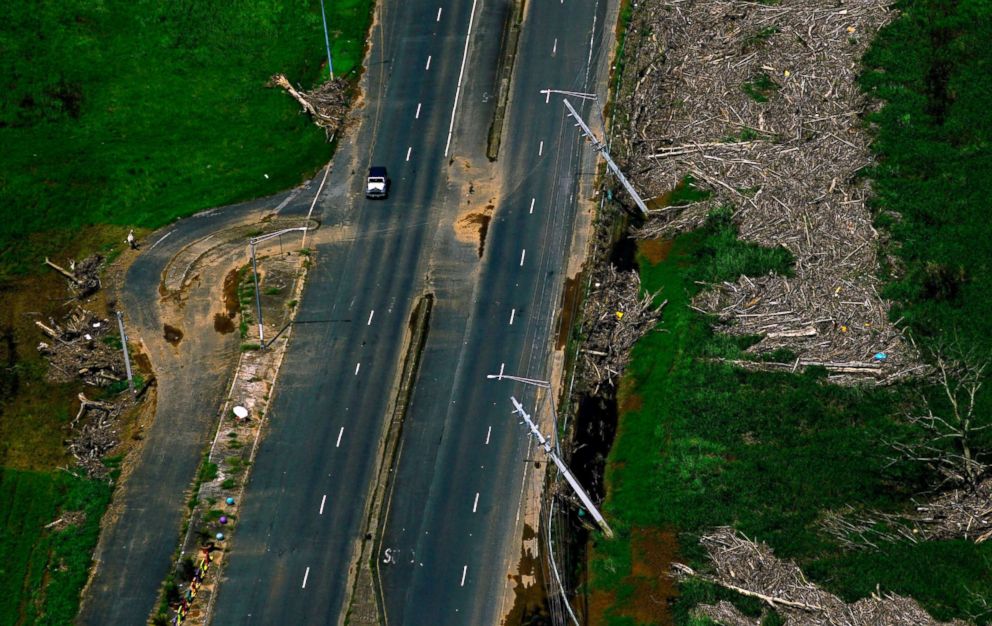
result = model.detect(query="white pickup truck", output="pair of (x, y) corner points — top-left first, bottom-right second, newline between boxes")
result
(366, 166), (388, 199)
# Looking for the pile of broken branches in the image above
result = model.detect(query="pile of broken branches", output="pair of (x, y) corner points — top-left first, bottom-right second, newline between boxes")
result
(45, 255), (101, 299)
(36, 306), (124, 387)
(577, 263), (666, 395)
(270, 74), (350, 139)
(69, 392), (128, 477)
(673, 527), (967, 626)
(616, 0), (916, 382)
(820, 477), (992, 551)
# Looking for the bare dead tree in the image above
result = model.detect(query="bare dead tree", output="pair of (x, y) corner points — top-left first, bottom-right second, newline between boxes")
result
(893, 346), (989, 489)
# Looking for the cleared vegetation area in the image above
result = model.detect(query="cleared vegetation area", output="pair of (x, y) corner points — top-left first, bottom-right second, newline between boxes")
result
(585, 0), (992, 624)
(0, 1), (371, 622)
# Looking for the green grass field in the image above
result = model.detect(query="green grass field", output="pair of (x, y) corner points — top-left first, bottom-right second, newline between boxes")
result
(0, 469), (111, 626)
(589, 0), (992, 622)
(0, 0), (373, 283)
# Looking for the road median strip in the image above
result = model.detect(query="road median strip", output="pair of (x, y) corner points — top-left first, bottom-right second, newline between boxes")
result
(343, 293), (434, 626)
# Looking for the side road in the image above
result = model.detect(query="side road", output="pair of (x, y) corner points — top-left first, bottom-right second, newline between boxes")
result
(77, 182), (325, 625)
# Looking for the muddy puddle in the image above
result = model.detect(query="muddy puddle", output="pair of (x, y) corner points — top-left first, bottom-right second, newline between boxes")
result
(504, 523), (551, 626)
(163, 324), (184, 345)
(213, 313), (235, 334)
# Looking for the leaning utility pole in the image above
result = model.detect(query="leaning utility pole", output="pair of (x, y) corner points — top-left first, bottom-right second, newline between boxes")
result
(511, 397), (614, 538)
(115, 311), (135, 395)
(563, 98), (648, 218)
(248, 226), (310, 349)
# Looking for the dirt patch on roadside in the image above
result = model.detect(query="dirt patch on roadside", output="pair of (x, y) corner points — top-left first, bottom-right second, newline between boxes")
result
(619, 393), (643, 413)
(556, 270), (586, 349)
(621, 526), (679, 625)
(639, 239), (673, 265)
(163, 324), (184, 345)
(222, 269), (240, 318)
(454, 204), (495, 258)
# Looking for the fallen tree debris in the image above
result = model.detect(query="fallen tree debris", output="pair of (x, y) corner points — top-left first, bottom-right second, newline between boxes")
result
(36, 306), (124, 388)
(617, 0), (917, 382)
(674, 527), (967, 626)
(44, 255), (101, 298)
(270, 73), (350, 139)
(577, 263), (665, 395)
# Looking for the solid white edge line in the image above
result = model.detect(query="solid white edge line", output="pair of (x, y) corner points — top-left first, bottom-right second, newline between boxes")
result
(473, 492), (480, 513)
(529, 198), (535, 214)
(460, 565), (468, 586)
(485, 425), (492, 445)
(425, 55), (431, 70)
(539, 140), (544, 156)
(437, 7), (442, 21)
(336, 427), (345, 447)
(520, 249), (526, 266)
(415, 102), (422, 119)
(319, 494), (327, 515)
(147, 230), (174, 251)
(509, 308), (515, 325)
(302, 567), (310, 589)
(355, 362), (361, 375)
(368, 310), (375, 325)
(406, 147), (412, 161)
(301, 162), (332, 249)
(444, 0), (479, 156)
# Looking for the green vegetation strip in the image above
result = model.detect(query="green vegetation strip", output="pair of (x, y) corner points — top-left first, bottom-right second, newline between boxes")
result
(588, 0), (992, 623)
(0, 468), (112, 626)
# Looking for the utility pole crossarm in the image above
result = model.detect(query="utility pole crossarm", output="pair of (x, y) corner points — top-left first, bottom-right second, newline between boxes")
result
(510, 397), (614, 538)
(563, 98), (648, 218)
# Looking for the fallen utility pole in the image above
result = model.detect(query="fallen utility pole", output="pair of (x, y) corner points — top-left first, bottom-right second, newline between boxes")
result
(510, 396), (614, 538)
(563, 98), (648, 218)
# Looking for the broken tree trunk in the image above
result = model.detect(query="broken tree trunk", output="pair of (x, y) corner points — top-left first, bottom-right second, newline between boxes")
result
(45, 257), (82, 284)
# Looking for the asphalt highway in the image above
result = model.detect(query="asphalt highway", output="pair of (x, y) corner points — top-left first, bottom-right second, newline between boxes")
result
(84, 0), (615, 623)
(377, 0), (614, 623)
(210, 1), (506, 623)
